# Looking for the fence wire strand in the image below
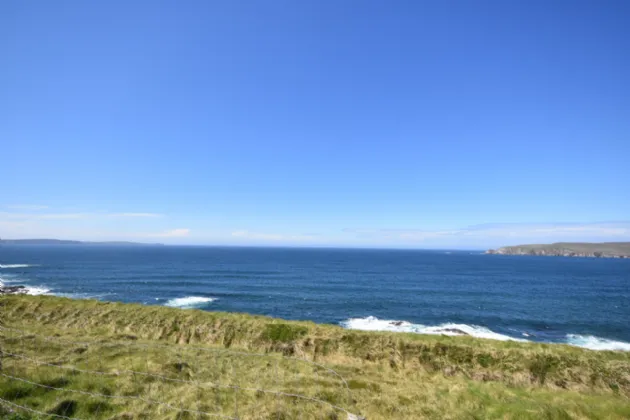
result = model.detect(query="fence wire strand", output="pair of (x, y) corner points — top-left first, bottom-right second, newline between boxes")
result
(0, 324), (351, 399)
(0, 396), (82, 420)
(0, 324), (362, 419)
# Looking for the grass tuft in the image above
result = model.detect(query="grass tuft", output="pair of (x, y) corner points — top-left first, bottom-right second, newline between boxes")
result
(47, 399), (78, 417)
(262, 323), (309, 343)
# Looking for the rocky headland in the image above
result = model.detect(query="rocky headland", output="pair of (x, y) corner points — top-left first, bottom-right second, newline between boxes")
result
(486, 242), (630, 258)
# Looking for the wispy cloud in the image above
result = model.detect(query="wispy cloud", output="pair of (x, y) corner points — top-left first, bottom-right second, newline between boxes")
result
(2, 205), (628, 248)
(5, 205), (49, 210)
(0, 212), (89, 220)
(0, 220), (29, 230)
(0, 211), (163, 220)
(231, 230), (316, 242)
(458, 222), (630, 239)
(0, 209), (173, 241)
(108, 213), (163, 218)
(342, 222), (630, 245)
(342, 228), (462, 241)
(149, 228), (191, 238)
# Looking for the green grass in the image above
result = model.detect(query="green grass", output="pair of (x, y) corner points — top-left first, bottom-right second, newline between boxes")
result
(1, 295), (629, 419)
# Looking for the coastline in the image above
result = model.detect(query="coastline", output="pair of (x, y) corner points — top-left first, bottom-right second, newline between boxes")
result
(486, 242), (630, 258)
(2, 284), (629, 352)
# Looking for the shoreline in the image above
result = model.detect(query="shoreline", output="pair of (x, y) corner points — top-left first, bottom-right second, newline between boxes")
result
(486, 242), (630, 258)
(2, 289), (629, 352)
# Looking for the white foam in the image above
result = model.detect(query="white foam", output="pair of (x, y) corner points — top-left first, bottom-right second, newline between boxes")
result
(0, 285), (51, 295)
(340, 316), (525, 342)
(164, 296), (216, 309)
(24, 286), (51, 296)
(566, 334), (630, 351)
(0, 264), (35, 269)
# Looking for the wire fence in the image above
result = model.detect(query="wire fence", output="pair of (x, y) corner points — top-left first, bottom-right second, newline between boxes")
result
(0, 324), (365, 419)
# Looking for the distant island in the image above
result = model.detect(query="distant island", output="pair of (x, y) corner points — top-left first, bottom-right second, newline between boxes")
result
(0, 239), (163, 246)
(486, 242), (630, 258)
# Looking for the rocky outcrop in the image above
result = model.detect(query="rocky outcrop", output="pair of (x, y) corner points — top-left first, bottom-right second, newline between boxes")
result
(0, 285), (28, 295)
(486, 242), (630, 258)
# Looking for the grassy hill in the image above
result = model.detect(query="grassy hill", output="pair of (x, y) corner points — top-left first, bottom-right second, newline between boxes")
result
(1, 295), (629, 419)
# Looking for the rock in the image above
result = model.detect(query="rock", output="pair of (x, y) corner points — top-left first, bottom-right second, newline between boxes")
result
(0, 285), (26, 295)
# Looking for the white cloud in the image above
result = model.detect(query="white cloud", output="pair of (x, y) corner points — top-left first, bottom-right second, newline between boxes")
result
(150, 228), (191, 238)
(108, 213), (163, 218)
(5, 205), (49, 210)
(341, 222), (630, 247)
(0, 220), (29, 230)
(0, 211), (163, 220)
(0, 212), (89, 220)
(342, 228), (463, 241)
(461, 223), (630, 239)
(0, 209), (175, 242)
(1, 206), (628, 248)
(231, 230), (316, 242)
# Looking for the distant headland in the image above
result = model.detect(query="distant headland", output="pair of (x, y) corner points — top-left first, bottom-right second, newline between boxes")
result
(0, 238), (164, 246)
(486, 242), (630, 258)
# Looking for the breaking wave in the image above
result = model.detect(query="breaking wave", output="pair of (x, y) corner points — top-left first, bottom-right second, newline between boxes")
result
(164, 296), (216, 309)
(0, 283), (50, 296)
(340, 316), (524, 342)
(566, 334), (630, 351)
(1, 270), (50, 296)
(340, 317), (630, 351)
(0, 264), (36, 269)
(22, 286), (51, 295)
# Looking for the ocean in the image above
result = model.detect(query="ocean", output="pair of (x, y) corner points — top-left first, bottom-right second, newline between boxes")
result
(1, 245), (629, 351)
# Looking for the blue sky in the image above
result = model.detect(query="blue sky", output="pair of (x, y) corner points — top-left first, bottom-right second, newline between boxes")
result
(1, 0), (629, 248)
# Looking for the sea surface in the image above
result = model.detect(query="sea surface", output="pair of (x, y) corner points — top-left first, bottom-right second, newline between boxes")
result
(1, 245), (629, 351)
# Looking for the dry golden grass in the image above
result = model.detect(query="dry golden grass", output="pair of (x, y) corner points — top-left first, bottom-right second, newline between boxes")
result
(1, 295), (629, 419)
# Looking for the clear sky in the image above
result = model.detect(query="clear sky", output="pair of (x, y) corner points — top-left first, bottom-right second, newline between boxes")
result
(1, 0), (629, 248)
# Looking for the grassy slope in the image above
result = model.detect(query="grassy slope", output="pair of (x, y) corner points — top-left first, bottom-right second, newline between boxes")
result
(1, 295), (629, 419)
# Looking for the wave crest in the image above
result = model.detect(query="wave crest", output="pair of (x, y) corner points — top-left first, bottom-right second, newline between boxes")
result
(0, 285), (50, 295)
(0, 264), (36, 269)
(566, 334), (630, 351)
(24, 286), (50, 295)
(340, 316), (524, 342)
(164, 296), (216, 309)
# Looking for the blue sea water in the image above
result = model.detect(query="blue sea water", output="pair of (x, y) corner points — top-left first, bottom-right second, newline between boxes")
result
(1, 245), (629, 350)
